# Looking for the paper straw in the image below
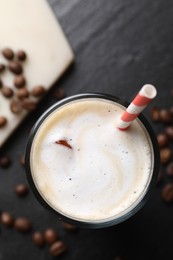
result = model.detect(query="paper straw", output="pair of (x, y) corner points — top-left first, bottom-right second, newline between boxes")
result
(118, 84), (157, 130)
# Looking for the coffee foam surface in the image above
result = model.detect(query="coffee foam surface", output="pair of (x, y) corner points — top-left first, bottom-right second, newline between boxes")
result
(30, 98), (153, 222)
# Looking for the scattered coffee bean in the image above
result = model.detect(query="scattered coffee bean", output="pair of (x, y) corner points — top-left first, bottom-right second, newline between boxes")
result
(0, 116), (7, 127)
(160, 148), (172, 164)
(19, 155), (25, 166)
(162, 183), (173, 203)
(8, 61), (22, 75)
(169, 107), (173, 116)
(114, 257), (123, 260)
(33, 232), (45, 247)
(15, 184), (29, 197)
(159, 109), (172, 124)
(14, 217), (32, 233)
(150, 107), (160, 122)
(0, 79), (2, 88)
(2, 48), (14, 60)
(31, 85), (46, 97)
(166, 162), (173, 177)
(0, 64), (5, 73)
(165, 126), (173, 140)
(53, 88), (65, 100)
(21, 100), (36, 111)
(0, 156), (11, 168)
(1, 212), (14, 227)
(10, 101), (23, 114)
(50, 241), (66, 257)
(1, 87), (14, 98)
(61, 222), (76, 231)
(16, 88), (29, 99)
(14, 75), (26, 88)
(44, 229), (58, 244)
(157, 133), (168, 147)
(157, 171), (163, 184)
(16, 50), (27, 61)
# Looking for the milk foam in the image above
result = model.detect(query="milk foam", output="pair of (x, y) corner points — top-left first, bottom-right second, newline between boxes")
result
(30, 98), (153, 222)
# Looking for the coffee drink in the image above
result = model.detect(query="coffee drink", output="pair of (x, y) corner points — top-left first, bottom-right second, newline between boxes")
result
(29, 97), (155, 224)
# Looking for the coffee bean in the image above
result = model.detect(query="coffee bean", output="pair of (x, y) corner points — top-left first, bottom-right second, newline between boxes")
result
(15, 184), (29, 197)
(0, 79), (3, 88)
(16, 88), (29, 99)
(2, 48), (14, 60)
(162, 183), (173, 203)
(10, 101), (23, 114)
(1, 212), (14, 227)
(16, 50), (27, 61)
(169, 107), (173, 116)
(160, 148), (172, 164)
(50, 241), (66, 256)
(165, 126), (173, 140)
(157, 133), (168, 147)
(31, 86), (46, 97)
(14, 75), (26, 88)
(1, 87), (14, 98)
(114, 257), (123, 260)
(166, 162), (173, 177)
(0, 64), (5, 73)
(14, 218), (32, 233)
(53, 88), (65, 100)
(150, 107), (160, 122)
(8, 61), (22, 75)
(159, 109), (172, 124)
(0, 116), (7, 127)
(61, 222), (76, 231)
(0, 156), (11, 168)
(19, 155), (25, 166)
(21, 100), (36, 111)
(157, 171), (163, 184)
(44, 229), (58, 244)
(33, 232), (45, 247)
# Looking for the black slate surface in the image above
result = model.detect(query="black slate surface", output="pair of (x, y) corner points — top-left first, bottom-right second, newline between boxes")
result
(1, 0), (173, 259)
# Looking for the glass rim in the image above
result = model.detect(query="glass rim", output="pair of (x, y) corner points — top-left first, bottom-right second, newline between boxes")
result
(25, 93), (160, 229)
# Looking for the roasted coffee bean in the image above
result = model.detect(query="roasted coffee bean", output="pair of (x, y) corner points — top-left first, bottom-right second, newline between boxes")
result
(14, 218), (32, 233)
(0, 116), (7, 127)
(33, 232), (45, 247)
(10, 101), (22, 114)
(0, 156), (11, 168)
(1, 212), (14, 227)
(44, 229), (58, 244)
(157, 133), (168, 147)
(61, 222), (76, 231)
(162, 183), (173, 203)
(21, 100), (36, 111)
(50, 241), (66, 256)
(166, 162), (173, 177)
(170, 107), (173, 116)
(0, 79), (2, 88)
(114, 257), (123, 260)
(14, 75), (26, 88)
(160, 148), (172, 164)
(1, 87), (14, 98)
(15, 184), (29, 197)
(19, 155), (25, 166)
(8, 61), (22, 75)
(16, 88), (29, 99)
(165, 126), (173, 140)
(53, 88), (65, 100)
(150, 107), (160, 122)
(31, 85), (46, 97)
(16, 50), (27, 61)
(157, 171), (163, 184)
(2, 48), (14, 60)
(159, 109), (172, 124)
(0, 64), (5, 73)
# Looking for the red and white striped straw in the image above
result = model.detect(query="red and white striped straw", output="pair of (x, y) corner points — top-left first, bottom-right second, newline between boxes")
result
(118, 84), (157, 131)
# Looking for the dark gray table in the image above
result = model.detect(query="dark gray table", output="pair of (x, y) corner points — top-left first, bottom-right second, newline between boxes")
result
(1, 0), (173, 259)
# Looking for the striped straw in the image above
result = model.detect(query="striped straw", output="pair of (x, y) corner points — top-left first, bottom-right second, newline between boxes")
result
(118, 84), (157, 131)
